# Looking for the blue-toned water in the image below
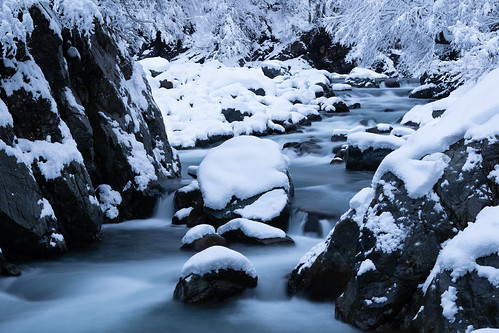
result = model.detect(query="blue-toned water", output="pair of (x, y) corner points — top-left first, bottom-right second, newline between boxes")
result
(0, 84), (428, 333)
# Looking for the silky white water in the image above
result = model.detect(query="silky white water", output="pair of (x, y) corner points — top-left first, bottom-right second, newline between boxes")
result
(0, 84), (428, 333)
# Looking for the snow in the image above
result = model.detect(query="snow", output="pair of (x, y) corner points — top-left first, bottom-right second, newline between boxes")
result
(423, 205), (499, 292)
(142, 58), (342, 148)
(471, 330), (499, 333)
(357, 259), (376, 276)
(391, 127), (415, 138)
(488, 165), (499, 185)
(38, 198), (57, 220)
(332, 125), (366, 137)
(49, 232), (65, 247)
(332, 83), (352, 91)
(233, 189), (288, 222)
(182, 224), (216, 245)
(138, 57), (170, 74)
(348, 187), (375, 225)
(295, 241), (328, 275)
(346, 67), (388, 80)
(347, 132), (405, 152)
(181, 246), (257, 278)
(441, 286), (459, 323)
(96, 184), (122, 220)
(174, 207), (194, 221)
(64, 87), (85, 115)
(196, 136), (289, 210)
(217, 218), (286, 239)
(104, 113), (157, 191)
(178, 180), (199, 193)
(375, 68), (499, 199)
(0, 99), (13, 127)
(410, 83), (436, 94)
(363, 210), (407, 254)
(462, 147), (483, 171)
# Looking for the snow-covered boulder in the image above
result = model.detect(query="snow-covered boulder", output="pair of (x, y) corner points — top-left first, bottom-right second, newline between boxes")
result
(344, 67), (388, 88)
(174, 136), (293, 230)
(345, 132), (405, 171)
(173, 246), (257, 303)
(416, 206), (499, 332)
(0, 2), (179, 259)
(217, 218), (294, 246)
(290, 68), (499, 331)
(181, 224), (227, 251)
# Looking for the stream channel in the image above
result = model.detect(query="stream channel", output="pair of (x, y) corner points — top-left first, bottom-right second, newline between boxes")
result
(0, 82), (429, 333)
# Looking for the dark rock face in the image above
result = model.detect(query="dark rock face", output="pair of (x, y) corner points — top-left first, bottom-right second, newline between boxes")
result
(174, 269), (257, 304)
(345, 146), (394, 171)
(222, 108), (251, 123)
(289, 138), (499, 331)
(0, 254), (21, 277)
(181, 234), (228, 251)
(0, 4), (179, 259)
(416, 255), (499, 332)
(283, 140), (322, 155)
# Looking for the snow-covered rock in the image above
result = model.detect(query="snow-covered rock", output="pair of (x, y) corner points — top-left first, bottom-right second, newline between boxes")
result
(141, 58), (347, 148)
(0, 1), (179, 258)
(345, 132), (405, 171)
(345, 67), (388, 88)
(181, 224), (227, 251)
(174, 246), (257, 303)
(290, 68), (499, 331)
(217, 218), (294, 245)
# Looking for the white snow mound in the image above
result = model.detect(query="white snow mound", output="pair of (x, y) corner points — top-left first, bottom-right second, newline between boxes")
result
(182, 224), (216, 245)
(423, 205), (499, 292)
(181, 246), (257, 278)
(197, 135), (289, 210)
(234, 189), (288, 222)
(217, 218), (286, 239)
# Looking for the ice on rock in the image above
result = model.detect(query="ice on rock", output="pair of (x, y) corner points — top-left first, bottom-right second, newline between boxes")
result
(182, 224), (216, 246)
(234, 189), (288, 222)
(196, 136), (289, 210)
(181, 246), (257, 278)
(217, 218), (286, 240)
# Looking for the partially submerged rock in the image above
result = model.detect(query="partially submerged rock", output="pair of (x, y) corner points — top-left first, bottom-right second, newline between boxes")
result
(174, 246), (257, 303)
(173, 136), (293, 230)
(345, 132), (405, 171)
(218, 218), (294, 245)
(181, 224), (227, 251)
(289, 69), (499, 331)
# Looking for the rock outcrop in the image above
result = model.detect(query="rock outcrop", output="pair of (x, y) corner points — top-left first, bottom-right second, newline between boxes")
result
(172, 136), (293, 230)
(289, 68), (499, 332)
(0, 2), (180, 259)
(174, 246), (258, 303)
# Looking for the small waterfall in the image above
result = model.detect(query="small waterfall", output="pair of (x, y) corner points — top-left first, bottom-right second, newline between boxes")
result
(287, 209), (308, 235)
(152, 191), (176, 220)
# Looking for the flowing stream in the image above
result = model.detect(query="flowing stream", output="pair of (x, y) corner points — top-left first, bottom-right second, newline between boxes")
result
(0, 83), (428, 333)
